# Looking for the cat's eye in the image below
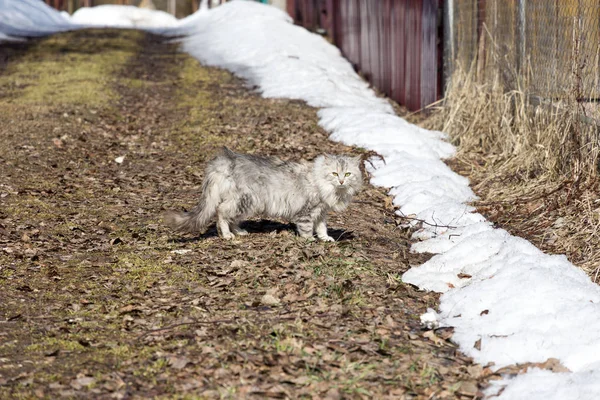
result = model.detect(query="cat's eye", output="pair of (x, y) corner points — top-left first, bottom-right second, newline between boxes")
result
(345, 172), (351, 177)
(332, 172), (338, 176)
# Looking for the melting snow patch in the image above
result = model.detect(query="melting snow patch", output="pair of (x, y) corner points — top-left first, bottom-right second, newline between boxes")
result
(70, 5), (179, 29)
(0, 0), (72, 37)
(420, 308), (439, 330)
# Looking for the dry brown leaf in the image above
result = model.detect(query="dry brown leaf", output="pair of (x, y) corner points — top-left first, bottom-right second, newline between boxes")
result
(534, 357), (570, 373)
(261, 294), (281, 306)
(70, 376), (95, 390)
(423, 330), (445, 346)
(466, 364), (484, 378)
(456, 380), (479, 397)
(168, 356), (189, 370)
(385, 314), (396, 328)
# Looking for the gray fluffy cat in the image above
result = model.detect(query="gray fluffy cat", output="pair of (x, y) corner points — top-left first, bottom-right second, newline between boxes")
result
(165, 147), (362, 241)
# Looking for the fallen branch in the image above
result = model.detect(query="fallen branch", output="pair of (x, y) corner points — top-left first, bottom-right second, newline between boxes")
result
(353, 199), (458, 230)
(359, 150), (386, 180)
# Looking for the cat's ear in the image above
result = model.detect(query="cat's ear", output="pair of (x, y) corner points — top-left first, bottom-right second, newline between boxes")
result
(350, 155), (362, 165)
(321, 154), (336, 164)
(222, 146), (236, 158)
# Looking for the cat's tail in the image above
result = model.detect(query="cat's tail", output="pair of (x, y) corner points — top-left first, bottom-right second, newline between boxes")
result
(164, 174), (220, 234)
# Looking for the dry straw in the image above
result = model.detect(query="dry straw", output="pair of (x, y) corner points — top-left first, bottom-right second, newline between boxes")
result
(420, 24), (600, 278)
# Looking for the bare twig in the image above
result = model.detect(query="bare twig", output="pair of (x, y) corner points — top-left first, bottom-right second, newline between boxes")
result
(396, 210), (458, 230)
(353, 200), (458, 230)
(358, 151), (385, 180)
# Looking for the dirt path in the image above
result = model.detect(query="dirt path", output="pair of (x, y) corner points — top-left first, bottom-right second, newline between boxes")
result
(0, 30), (487, 399)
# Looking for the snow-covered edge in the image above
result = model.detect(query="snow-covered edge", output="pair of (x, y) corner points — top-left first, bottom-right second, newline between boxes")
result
(0, 0), (72, 38)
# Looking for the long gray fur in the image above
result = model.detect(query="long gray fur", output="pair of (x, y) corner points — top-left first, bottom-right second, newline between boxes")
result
(165, 147), (362, 241)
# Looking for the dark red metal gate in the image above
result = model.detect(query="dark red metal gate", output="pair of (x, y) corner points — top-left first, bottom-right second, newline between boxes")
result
(289, 0), (443, 112)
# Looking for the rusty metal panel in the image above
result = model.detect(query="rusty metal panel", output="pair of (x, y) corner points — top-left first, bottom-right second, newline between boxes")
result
(408, 1), (423, 111)
(373, 0), (385, 91)
(346, 0), (361, 68)
(319, 0), (334, 35)
(290, 0), (446, 111)
(332, 0), (360, 69)
(287, 0), (298, 20)
(379, 0), (392, 96)
(358, 1), (371, 82)
(303, 1), (316, 30)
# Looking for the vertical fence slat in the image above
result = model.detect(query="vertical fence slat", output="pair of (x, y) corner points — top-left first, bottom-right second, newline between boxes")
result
(391, 1), (407, 106)
(287, 0), (298, 21)
(421, 0), (439, 107)
(407, 1), (423, 110)
(381, 0), (392, 96)
(443, 0), (455, 89)
(516, 0), (527, 85)
(358, 1), (371, 82)
(353, 0), (361, 69)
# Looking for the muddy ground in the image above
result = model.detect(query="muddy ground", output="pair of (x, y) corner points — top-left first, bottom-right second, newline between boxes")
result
(0, 30), (491, 399)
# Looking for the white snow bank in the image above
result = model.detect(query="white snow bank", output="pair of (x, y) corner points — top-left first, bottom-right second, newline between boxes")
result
(0, 1), (182, 39)
(0, 0), (71, 37)
(488, 368), (600, 400)
(171, 1), (600, 397)
(71, 5), (179, 29)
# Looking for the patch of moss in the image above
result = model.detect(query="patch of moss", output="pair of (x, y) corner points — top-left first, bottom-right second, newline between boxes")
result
(5, 196), (62, 223)
(26, 337), (86, 353)
(114, 253), (202, 289)
(310, 256), (375, 280)
(170, 55), (241, 155)
(0, 30), (142, 107)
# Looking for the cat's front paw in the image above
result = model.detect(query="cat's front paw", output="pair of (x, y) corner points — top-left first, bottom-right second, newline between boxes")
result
(221, 232), (235, 240)
(318, 235), (335, 242)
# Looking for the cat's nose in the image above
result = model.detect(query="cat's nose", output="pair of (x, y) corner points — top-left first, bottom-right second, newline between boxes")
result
(339, 179), (345, 184)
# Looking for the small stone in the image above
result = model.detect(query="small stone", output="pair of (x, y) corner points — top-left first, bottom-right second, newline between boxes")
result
(260, 294), (280, 306)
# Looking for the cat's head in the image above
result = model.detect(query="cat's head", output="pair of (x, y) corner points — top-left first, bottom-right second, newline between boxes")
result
(314, 154), (363, 195)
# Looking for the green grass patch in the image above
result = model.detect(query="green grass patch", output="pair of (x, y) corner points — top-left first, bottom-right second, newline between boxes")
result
(0, 30), (142, 107)
(26, 337), (86, 353)
(311, 257), (375, 279)
(114, 253), (202, 290)
(170, 56), (242, 155)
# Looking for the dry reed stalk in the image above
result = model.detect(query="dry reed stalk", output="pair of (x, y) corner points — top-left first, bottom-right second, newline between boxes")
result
(416, 36), (600, 279)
